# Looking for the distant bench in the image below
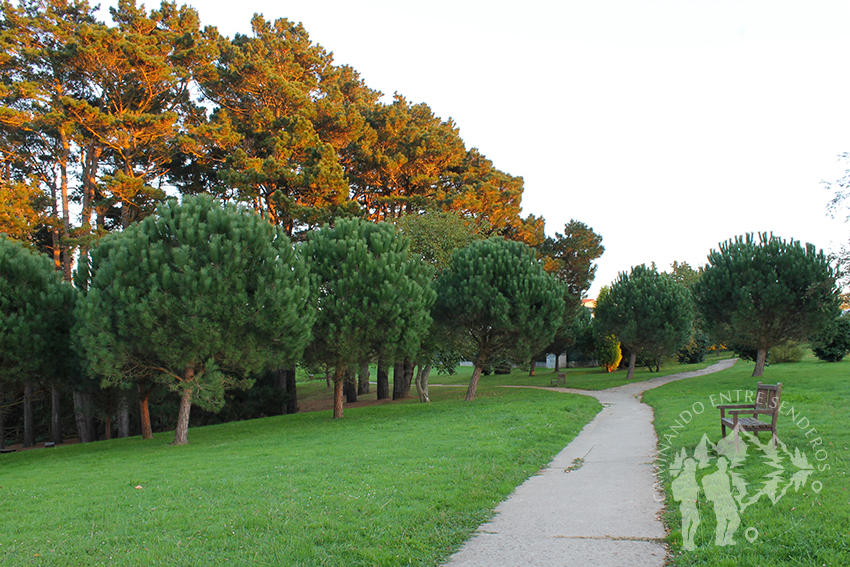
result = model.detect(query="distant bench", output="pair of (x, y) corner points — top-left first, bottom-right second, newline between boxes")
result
(550, 372), (566, 387)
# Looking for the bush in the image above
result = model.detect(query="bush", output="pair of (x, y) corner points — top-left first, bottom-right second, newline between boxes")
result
(596, 335), (622, 373)
(810, 314), (850, 362)
(677, 330), (711, 364)
(770, 340), (806, 363)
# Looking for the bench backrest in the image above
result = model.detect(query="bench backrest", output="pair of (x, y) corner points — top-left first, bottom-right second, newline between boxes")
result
(756, 382), (782, 424)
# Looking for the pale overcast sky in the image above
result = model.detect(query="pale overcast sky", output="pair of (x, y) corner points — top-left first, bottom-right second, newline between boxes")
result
(110, 0), (850, 296)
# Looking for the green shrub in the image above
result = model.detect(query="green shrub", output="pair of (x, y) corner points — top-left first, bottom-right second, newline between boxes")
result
(810, 314), (850, 362)
(769, 340), (805, 363)
(596, 334), (622, 372)
(677, 330), (710, 364)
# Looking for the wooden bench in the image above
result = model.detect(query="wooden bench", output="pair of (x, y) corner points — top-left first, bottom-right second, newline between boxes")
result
(718, 382), (782, 446)
(550, 372), (566, 387)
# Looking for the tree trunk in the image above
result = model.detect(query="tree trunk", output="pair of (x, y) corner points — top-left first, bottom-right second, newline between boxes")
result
(139, 382), (153, 440)
(392, 361), (405, 400)
(415, 364), (432, 403)
(285, 365), (298, 415)
(554, 352), (561, 372)
(59, 127), (73, 282)
(753, 348), (767, 377)
(23, 382), (34, 447)
(51, 386), (62, 444)
(393, 358), (414, 400)
(117, 395), (130, 438)
(275, 367), (295, 415)
(466, 365), (484, 401)
(358, 362), (370, 395)
(376, 360), (390, 400)
(626, 350), (638, 381)
(172, 387), (193, 446)
(333, 366), (345, 419)
(528, 360), (535, 376)
(404, 358), (414, 396)
(344, 368), (357, 403)
(73, 390), (96, 443)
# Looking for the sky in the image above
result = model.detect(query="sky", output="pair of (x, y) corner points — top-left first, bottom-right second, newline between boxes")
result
(108, 0), (850, 297)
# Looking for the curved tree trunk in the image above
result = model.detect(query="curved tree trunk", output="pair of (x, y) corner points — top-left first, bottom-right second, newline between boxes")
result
(172, 367), (195, 445)
(753, 348), (767, 377)
(172, 388), (193, 446)
(626, 350), (638, 381)
(376, 360), (390, 400)
(466, 365), (483, 401)
(415, 364), (432, 403)
(139, 382), (153, 440)
(51, 386), (62, 444)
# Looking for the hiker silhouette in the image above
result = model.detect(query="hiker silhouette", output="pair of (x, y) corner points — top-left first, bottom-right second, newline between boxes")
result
(671, 457), (700, 550)
(701, 456), (741, 546)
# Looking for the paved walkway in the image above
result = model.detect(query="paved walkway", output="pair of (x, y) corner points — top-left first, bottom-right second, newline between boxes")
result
(443, 359), (738, 567)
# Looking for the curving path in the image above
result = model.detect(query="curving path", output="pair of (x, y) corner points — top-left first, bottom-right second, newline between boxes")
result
(443, 359), (738, 567)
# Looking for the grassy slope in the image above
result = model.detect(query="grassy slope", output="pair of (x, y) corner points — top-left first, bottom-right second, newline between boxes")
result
(643, 354), (850, 566)
(1, 386), (600, 566)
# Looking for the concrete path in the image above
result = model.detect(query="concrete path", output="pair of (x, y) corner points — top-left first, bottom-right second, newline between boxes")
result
(443, 359), (738, 567)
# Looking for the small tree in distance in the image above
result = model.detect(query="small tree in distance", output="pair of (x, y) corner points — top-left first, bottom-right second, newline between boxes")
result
(594, 264), (693, 380)
(596, 335), (622, 373)
(693, 233), (841, 377)
(76, 196), (315, 445)
(434, 237), (564, 401)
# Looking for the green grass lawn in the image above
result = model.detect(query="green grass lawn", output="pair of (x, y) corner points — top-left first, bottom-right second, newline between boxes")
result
(430, 352), (733, 390)
(1, 386), (600, 566)
(643, 353), (850, 566)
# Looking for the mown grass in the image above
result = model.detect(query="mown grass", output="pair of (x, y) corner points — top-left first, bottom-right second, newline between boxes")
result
(1, 386), (600, 566)
(431, 352), (733, 390)
(643, 353), (850, 566)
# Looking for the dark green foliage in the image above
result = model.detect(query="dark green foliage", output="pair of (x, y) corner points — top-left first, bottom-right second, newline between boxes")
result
(433, 237), (564, 399)
(302, 217), (435, 416)
(76, 196), (315, 441)
(728, 340), (768, 365)
(677, 329), (711, 364)
(693, 233), (841, 376)
(594, 264), (694, 379)
(0, 236), (76, 386)
(538, 220), (604, 302)
(395, 210), (479, 274)
(810, 314), (850, 362)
